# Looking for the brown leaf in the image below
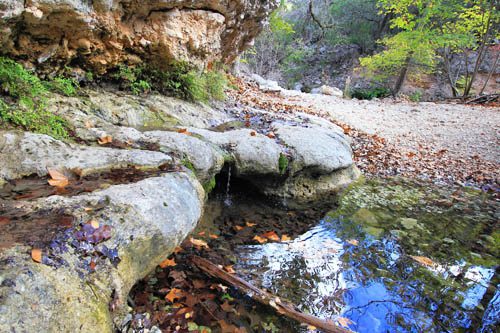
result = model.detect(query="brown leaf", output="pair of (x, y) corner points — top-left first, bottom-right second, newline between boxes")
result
(250, 131), (256, 136)
(221, 301), (235, 313)
(267, 131), (276, 139)
(224, 265), (236, 274)
(98, 135), (113, 145)
(410, 255), (436, 267)
(47, 168), (69, 188)
(245, 221), (257, 227)
(209, 234), (219, 239)
(337, 316), (353, 328)
(159, 258), (176, 268)
(189, 237), (209, 249)
(253, 235), (267, 244)
(31, 248), (42, 263)
(234, 225), (245, 231)
(261, 231), (280, 242)
(165, 288), (185, 303)
(281, 234), (291, 242)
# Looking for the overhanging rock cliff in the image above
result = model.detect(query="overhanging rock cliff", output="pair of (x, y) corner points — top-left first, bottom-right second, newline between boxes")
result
(0, 0), (278, 72)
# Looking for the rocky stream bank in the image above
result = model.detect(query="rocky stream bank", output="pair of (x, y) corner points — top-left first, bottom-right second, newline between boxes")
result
(0, 88), (359, 332)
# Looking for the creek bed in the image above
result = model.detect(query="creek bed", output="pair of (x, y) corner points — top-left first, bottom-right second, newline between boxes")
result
(131, 177), (499, 332)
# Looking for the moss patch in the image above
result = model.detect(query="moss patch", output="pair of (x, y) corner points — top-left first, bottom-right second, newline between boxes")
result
(278, 153), (288, 175)
(202, 176), (217, 194)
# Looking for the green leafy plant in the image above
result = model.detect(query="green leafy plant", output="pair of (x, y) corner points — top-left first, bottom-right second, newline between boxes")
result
(47, 76), (79, 96)
(350, 87), (390, 100)
(278, 153), (288, 175)
(131, 80), (151, 95)
(203, 176), (217, 194)
(0, 57), (69, 139)
(409, 90), (423, 102)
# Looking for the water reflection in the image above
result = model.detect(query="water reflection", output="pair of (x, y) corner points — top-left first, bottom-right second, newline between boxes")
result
(235, 220), (499, 332)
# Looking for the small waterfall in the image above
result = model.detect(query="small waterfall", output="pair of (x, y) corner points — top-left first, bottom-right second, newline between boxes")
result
(224, 165), (232, 206)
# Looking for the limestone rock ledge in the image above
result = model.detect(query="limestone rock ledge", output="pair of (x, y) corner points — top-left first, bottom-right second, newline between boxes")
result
(0, 0), (278, 72)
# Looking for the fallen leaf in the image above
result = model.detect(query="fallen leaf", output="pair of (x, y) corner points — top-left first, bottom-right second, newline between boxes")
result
(262, 231), (280, 242)
(224, 265), (236, 274)
(347, 239), (359, 246)
(89, 260), (96, 271)
(189, 237), (209, 249)
(281, 234), (291, 242)
(246, 222), (257, 227)
(98, 135), (113, 145)
(253, 235), (267, 244)
(31, 248), (42, 263)
(173, 246), (183, 254)
(221, 301), (235, 313)
(209, 234), (219, 239)
(198, 231), (206, 236)
(165, 288), (184, 303)
(267, 131), (276, 139)
(250, 131), (256, 136)
(47, 168), (69, 188)
(234, 225), (245, 231)
(159, 258), (176, 268)
(337, 316), (353, 328)
(410, 255), (436, 267)
(307, 325), (317, 331)
(88, 219), (99, 229)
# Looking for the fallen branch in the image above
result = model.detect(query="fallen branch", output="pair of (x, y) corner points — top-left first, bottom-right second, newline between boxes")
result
(190, 256), (352, 333)
(465, 93), (499, 104)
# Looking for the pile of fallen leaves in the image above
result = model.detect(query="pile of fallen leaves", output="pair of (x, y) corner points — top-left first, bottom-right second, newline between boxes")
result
(227, 77), (499, 193)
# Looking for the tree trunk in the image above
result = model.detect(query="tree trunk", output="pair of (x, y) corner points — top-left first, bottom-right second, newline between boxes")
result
(393, 56), (411, 95)
(479, 48), (499, 95)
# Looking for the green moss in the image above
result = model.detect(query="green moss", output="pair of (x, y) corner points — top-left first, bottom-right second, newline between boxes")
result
(181, 159), (196, 174)
(46, 76), (79, 96)
(0, 57), (70, 139)
(203, 176), (217, 194)
(278, 153), (288, 175)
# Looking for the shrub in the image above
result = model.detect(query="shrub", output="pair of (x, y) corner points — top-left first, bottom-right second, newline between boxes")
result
(0, 57), (69, 139)
(350, 87), (390, 100)
(409, 90), (423, 102)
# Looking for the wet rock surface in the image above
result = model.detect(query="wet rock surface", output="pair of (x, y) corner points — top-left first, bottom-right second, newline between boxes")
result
(0, 88), (359, 331)
(0, 173), (204, 332)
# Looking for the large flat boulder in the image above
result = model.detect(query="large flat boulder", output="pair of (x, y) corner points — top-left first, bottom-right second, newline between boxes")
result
(0, 172), (204, 332)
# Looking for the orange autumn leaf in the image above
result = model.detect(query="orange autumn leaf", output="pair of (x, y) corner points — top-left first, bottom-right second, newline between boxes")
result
(47, 168), (69, 188)
(98, 135), (113, 145)
(253, 235), (267, 244)
(198, 231), (206, 236)
(347, 239), (359, 246)
(159, 258), (176, 268)
(262, 231), (280, 242)
(189, 237), (209, 249)
(267, 131), (276, 139)
(165, 288), (184, 303)
(246, 222), (257, 227)
(410, 255), (436, 267)
(31, 248), (42, 263)
(234, 225), (245, 231)
(224, 265), (236, 274)
(209, 234), (219, 239)
(281, 234), (291, 242)
(250, 131), (257, 136)
(337, 316), (353, 328)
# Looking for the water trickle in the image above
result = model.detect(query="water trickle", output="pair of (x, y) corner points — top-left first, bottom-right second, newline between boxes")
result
(224, 165), (232, 206)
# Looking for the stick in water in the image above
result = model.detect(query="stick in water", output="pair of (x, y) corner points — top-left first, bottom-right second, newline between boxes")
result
(190, 256), (353, 333)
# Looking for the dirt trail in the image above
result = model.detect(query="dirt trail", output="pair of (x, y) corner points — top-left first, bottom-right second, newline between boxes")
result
(282, 91), (500, 163)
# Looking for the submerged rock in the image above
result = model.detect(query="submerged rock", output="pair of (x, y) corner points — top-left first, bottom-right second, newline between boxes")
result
(0, 172), (204, 332)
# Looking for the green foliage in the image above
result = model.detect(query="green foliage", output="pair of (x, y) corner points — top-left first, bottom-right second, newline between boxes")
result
(278, 153), (288, 175)
(0, 57), (69, 139)
(47, 76), (79, 96)
(409, 90), (423, 102)
(182, 158), (196, 174)
(350, 87), (390, 100)
(203, 176), (217, 194)
(361, 0), (499, 93)
(144, 62), (228, 102)
(130, 80), (151, 95)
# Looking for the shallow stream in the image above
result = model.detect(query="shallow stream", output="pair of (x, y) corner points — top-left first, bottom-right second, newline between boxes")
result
(204, 177), (499, 332)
